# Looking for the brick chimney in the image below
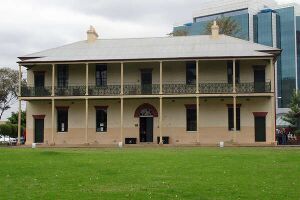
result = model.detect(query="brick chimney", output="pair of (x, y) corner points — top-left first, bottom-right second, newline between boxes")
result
(211, 21), (219, 39)
(87, 25), (99, 43)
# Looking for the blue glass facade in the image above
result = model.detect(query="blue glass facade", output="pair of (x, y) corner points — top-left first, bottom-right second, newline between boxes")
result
(254, 12), (273, 46)
(275, 7), (297, 108)
(174, 6), (299, 108)
(174, 13), (249, 40)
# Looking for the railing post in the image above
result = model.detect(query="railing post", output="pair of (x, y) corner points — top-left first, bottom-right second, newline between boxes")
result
(120, 62), (124, 95)
(159, 61), (163, 95)
(196, 60), (199, 93)
(52, 64), (55, 96)
(233, 59), (236, 93)
(86, 63), (89, 96)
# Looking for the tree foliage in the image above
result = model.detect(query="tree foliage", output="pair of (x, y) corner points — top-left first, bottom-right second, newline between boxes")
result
(169, 29), (188, 37)
(0, 67), (19, 120)
(7, 111), (26, 128)
(205, 16), (241, 37)
(283, 90), (300, 127)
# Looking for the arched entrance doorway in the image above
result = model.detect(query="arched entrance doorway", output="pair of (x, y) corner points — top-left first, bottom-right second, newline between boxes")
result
(134, 103), (158, 143)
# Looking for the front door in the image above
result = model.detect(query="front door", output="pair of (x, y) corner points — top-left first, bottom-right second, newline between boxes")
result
(141, 70), (152, 94)
(254, 69), (265, 92)
(34, 119), (44, 143)
(255, 116), (266, 142)
(139, 117), (153, 143)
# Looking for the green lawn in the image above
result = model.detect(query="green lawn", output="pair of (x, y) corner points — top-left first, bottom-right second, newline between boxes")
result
(0, 147), (300, 200)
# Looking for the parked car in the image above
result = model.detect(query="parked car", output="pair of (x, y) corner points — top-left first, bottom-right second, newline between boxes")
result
(8, 138), (17, 145)
(0, 135), (8, 144)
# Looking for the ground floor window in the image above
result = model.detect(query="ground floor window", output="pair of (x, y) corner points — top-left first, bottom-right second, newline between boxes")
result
(96, 108), (107, 132)
(186, 106), (197, 131)
(57, 108), (68, 132)
(228, 107), (240, 131)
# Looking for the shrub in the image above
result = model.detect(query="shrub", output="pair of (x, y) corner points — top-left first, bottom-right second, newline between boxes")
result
(294, 129), (300, 136)
(0, 124), (12, 137)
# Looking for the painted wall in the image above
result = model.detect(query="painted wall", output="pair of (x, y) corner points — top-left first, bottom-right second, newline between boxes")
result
(26, 97), (274, 145)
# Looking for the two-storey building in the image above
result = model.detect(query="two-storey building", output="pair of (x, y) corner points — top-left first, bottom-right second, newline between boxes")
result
(17, 24), (280, 146)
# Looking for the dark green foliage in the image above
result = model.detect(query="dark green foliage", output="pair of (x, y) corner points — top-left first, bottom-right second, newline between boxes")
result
(283, 90), (300, 128)
(0, 124), (12, 137)
(7, 111), (26, 128)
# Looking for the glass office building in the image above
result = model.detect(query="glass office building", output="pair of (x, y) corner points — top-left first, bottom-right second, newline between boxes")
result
(174, 3), (300, 109)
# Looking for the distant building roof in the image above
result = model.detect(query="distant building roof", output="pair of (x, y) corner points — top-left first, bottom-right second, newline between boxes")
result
(18, 34), (280, 64)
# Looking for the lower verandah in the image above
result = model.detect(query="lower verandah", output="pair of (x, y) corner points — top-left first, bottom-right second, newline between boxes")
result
(25, 97), (275, 145)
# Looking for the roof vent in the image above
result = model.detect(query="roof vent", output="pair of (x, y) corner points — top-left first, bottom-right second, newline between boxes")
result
(211, 21), (219, 39)
(87, 25), (99, 43)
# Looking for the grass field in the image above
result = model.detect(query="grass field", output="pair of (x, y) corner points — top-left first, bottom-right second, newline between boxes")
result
(0, 147), (299, 200)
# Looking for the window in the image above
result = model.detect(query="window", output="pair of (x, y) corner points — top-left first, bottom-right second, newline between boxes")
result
(57, 108), (68, 132)
(96, 108), (107, 132)
(186, 107), (197, 131)
(57, 65), (68, 88)
(186, 62), (196, 85)
(96, 64), (107, 87)
(228, 107), (240, 131)
(227, 61), (240, 84)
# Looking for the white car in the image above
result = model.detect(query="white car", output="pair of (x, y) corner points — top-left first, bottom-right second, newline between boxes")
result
(0, 135), (8, 144)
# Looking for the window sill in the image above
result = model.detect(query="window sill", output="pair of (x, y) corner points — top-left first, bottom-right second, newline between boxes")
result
(57, 132), (68, 134)
(187, 131), (198, 133)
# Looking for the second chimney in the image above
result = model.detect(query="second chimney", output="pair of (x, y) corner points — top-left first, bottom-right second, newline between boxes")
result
(211, 21), (220, 39)
(87, 25), (99, 43)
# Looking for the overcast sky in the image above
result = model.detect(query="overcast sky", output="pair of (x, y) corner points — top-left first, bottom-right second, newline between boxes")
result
(0, 0), (296, 119)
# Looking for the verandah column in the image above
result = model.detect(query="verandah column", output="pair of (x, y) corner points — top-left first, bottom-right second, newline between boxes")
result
(159, 61), (163, 94)
(196, 97), (200, 144)
(52, 64), (55, 96)
(120, 98), (124, 145)
(159, 97), (163, 144)
(51, 99), (55, 145)
(85, 63), (89, 95)
(196, 60), (199, 93)
(270, 58), (276, 143)
(85, 98), (89, 144)
(17, 64), (22, 145)
(233, 96), (237, 143)
(120, 62), (124, 95)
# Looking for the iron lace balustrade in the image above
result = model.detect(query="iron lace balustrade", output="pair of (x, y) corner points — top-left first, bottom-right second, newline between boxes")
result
(236, 82), (271, 93)
(89, 85), (121, 96)
(162, 84), (196, 94)
(124, 84), (160, 95)
(199, 83), (233, 94)
(55, 86), (86, 96)
(21, 86), (51, 97)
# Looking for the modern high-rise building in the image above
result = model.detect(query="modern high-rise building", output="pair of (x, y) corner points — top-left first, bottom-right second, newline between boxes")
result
(174, 0), (300, 113)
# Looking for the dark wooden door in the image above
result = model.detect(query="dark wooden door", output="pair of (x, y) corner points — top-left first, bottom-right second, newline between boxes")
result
(254, 69), (265, 92)
(139, 117), (153, 142)
(141, 70), (152, 94)
(255, 116), (266, 142)
(34, 73), (46, 96)
(34, 119), (44, 143)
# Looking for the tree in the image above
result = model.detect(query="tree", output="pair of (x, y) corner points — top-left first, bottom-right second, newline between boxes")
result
(168, 29), (188, 37)
(0, 68), (19, 120)
(7, 111), (26, 128)
(283, 90), (300, 127)
(205, 16), (241, 37)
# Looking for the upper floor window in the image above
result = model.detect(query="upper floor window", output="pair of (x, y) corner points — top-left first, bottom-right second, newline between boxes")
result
(57, 107), (68, 132)
(227, 61), (240, 84)
(186, 62), (196, 85)
(96, 64), (107, 87)
(96, 107), (107, 132)
(57, 65), (68, 88)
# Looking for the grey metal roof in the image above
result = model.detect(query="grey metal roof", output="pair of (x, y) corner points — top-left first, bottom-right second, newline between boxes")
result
(19, 35), (280, 63)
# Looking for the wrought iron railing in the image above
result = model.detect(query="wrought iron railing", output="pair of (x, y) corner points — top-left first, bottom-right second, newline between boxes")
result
(55, 86), (86, 96)
(89, 85), (121, 96)
(124, 84), (160, 95)
(21, 86), (51, 97)
(163, 84), (196, 94)
(199, 83), (233, 94)
(236, 82), (271, 93)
